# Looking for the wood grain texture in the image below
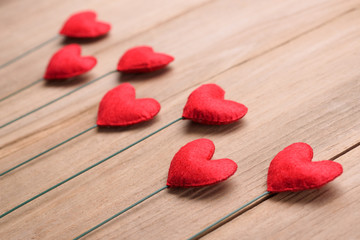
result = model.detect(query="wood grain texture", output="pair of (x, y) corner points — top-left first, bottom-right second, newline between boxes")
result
(205, 146), (360, 240)
(0, 0), (359, 239)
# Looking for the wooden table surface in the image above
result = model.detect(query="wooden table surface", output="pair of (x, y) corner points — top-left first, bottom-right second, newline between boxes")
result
(1, 0), (360, 239)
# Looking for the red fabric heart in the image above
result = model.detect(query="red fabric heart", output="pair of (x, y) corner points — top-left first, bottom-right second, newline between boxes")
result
(117, 46), (174, 73)
(97, 83), (161, 126)
(44, 44), (97, 80)
(59, 11), (111, 38)
(167, 138), (238, 188)
(182, 84), (248, 125)
(267, 143), (343, 192)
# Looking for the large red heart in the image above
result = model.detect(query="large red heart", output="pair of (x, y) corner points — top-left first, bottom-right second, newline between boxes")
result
(267, 143), (343, 192)
(182, 84), (248, 125)
(117, 46), (174, 73)
(97, 83), (161, 126)
(44, 44), (97, 80)
(59, 11), (111, 38)
(167, 138), (238, 188)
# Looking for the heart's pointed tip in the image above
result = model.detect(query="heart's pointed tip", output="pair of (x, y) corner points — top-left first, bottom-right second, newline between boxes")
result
(236, 104), (248, 120)
(83, 56), (98, 68)
(116, 65), (129, 72)
(163, 54), (175, 63)
(242, 104), (248, 113)
(266, 187), (286, 193)
(220, 158), (238, 180)
(330, 161), (343, 177)
(102, 22), (112, 31)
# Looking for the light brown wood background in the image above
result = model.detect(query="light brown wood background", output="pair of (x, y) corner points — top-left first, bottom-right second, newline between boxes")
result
(0, 0), (359, 239)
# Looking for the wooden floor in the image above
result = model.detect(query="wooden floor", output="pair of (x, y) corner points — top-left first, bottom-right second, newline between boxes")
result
(1, 0), (360, 239)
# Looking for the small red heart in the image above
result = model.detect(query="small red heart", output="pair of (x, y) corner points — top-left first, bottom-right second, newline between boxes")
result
(44, 44), (97, 80)
(267, 143), (343, 192)
(97, 83), (161, 127)
(59, 11), (111, 38)
(167, 138), (238, 188)
(182, 84), (248, 125)
(117, 46), (174, 73)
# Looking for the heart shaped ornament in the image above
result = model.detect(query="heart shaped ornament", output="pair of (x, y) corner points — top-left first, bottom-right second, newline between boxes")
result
(60, 11), (111, 38)
(167, 138), (238, 188)
(182, 84), (248, 125)
(44, 44), (97, 80)
(267, 143), (343, 192)
(117, 46), (174, 73)
(97, 83), (161, 126)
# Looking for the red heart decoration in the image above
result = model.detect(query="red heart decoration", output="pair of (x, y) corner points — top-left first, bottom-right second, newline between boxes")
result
(59, 11), (111, 38)
(167, 138), (238, 188)
(44, 44), (97, 80)
(267, 143), (343, 192)
(117, 46), (174, 73)
(97, 83), (161, 126)
(182, 84), (248, 125)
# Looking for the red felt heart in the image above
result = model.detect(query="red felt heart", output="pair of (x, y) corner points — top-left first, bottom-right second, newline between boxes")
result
(117, 46), (174, 73)
(97, 83), (161, 127)
(44, 44), (97, 80)
(182, 84), (248, 125)
(167, 138), (238, 188)
(267, 143), (343, 192)
(59, 11), (111, 38)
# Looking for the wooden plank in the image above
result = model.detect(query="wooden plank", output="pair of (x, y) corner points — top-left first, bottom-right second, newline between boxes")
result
(0, 0), (359, 239)
(0, 0), (210, 94)
(205, 146), (360, 240)
(1, 0), (358, 168)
